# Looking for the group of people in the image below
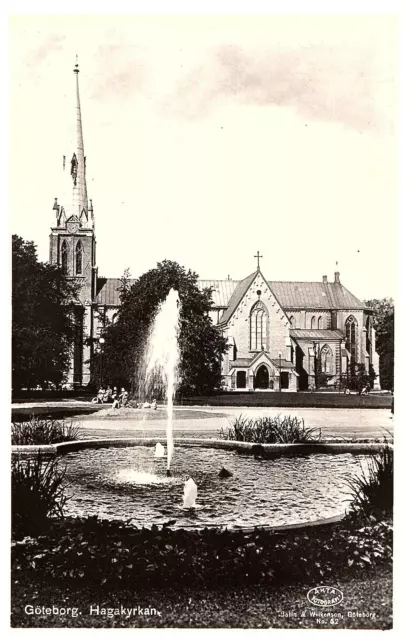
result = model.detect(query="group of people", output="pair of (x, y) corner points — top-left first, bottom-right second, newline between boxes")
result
(92, 386), (158, 410)
(92, 386), (129, 407)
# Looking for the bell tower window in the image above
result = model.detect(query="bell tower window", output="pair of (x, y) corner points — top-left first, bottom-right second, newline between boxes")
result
(75, 241), (83, 275)
(61, 241), (68, 275)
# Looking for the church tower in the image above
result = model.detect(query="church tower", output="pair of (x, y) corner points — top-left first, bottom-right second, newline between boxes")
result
(49, 59), (96, 387)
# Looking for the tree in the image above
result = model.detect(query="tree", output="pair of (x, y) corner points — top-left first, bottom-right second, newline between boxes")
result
(347, 363), (372, 394)
(12, 235), (79, 390)
(100, 260), (227, 396)
(365, 298), (394, 390)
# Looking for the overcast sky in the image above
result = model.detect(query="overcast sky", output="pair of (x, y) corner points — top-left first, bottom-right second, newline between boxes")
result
(9, 14), (397, 300)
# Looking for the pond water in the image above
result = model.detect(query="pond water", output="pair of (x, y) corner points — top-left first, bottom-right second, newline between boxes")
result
(62, 446), (368, 529)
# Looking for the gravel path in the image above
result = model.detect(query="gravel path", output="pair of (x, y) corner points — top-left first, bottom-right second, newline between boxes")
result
(70, 406), (393, 441)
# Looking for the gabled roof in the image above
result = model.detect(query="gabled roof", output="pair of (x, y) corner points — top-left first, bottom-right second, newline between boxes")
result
(94, 275), (367, 312)
(218, 271), (258, 325)
(197, 278), (368, 311)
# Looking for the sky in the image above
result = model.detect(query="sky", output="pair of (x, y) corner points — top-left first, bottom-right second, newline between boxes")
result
(9, 14), (398, 300)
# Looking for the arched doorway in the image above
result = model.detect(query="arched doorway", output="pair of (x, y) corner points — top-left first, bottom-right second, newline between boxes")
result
(254, 365), (269, 389)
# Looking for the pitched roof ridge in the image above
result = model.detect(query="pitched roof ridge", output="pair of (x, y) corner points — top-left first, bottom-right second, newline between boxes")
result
(218, 271), (257, 325)
(199, 278), (239, 281)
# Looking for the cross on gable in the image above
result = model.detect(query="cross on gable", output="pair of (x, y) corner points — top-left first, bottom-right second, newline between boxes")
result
(254, 251), (263, 270)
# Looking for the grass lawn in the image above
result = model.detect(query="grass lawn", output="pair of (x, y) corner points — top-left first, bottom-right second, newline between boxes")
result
(11, 568), (392, 629)
(180, 392), (392, 409)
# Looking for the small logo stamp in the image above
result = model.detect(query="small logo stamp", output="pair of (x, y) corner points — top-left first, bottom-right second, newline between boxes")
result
(307, 586), (344, 607)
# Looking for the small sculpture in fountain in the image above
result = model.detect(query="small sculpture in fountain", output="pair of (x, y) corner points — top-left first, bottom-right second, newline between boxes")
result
(154, 443), (165, 458)
(183, 478), (197, 508)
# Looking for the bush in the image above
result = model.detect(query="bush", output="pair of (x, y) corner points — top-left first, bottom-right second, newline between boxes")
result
(12, 453), (69, 538)
(219, 414), (321, 444)
(11, 418), (80, 445)
(345, 443), (393, 521)
(11, 514), (392, 589)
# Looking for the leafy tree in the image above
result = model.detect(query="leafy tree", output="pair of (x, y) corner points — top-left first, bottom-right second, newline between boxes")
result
(12, 235), (79, 390)
(346, 363), (372, 394)
(99, 260), (227, 396)
(365, 298), (394, 390)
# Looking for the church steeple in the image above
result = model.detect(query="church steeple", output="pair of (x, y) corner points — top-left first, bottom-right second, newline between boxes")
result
(53, 58), (93, 229)
(72, 57), (89, 225)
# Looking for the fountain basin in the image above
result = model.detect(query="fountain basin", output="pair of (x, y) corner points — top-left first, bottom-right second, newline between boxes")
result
(56, 443), (372, 530)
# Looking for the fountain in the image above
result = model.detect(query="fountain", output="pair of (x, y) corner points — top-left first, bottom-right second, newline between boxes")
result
(154, 443), (165, 458)
(143, 289), (180, 473)
(183, 478), (198, 508)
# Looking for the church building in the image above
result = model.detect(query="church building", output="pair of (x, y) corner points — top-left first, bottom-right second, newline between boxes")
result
(49, 62), (380, 391)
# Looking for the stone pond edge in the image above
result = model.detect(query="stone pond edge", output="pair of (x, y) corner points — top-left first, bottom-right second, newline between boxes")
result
(12, 437), (390, 457)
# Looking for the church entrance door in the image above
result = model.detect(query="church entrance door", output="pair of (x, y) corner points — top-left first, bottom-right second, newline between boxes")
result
(255, 365), (269, 389)
(236, 371), (247, 389)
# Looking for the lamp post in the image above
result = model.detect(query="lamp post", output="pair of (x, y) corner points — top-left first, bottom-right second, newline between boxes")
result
(313, 342), (320, 391)
(98, 337), (105, 387)
(278, 351), (282, 392)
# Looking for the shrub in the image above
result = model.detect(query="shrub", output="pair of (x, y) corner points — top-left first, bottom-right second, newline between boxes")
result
(219, 414), (321, 444)
(11, 418), (80, 445)
(345, 442), (393, 521)
(12, 453), (69, 538)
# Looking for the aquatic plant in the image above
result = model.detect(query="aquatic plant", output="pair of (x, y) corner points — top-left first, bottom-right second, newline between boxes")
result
(219, 414), (321, 444)
(12, 453), (68, 537)
(11, 418), (80, 445)
(345, 442), (393, 521)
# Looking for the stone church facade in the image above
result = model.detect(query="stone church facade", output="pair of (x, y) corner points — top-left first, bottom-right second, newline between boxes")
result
(49, 63), (380, 391)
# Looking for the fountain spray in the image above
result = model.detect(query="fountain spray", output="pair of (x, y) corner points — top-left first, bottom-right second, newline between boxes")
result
(144, 289), (180, 472)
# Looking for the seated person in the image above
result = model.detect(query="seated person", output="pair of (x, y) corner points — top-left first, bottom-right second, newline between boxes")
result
(120, 388), (129, 407)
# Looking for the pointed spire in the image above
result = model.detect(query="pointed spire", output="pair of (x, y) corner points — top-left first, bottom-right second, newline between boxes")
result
(72, 56), (88, 222)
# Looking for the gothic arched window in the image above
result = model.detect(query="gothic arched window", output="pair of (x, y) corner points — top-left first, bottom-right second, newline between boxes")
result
(75, 241), (83, 275)
(345, 315), (358, 364)
(250, 301), (269, 351)
(311, 316), (316, 329)
(61, 241), (68, 275)
(289, 315), (295, 328)
(320, 344), (333, 374)
(318, 316), (323, 329)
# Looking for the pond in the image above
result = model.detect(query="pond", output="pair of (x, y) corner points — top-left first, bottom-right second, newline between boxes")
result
(62, 445), (369, 529)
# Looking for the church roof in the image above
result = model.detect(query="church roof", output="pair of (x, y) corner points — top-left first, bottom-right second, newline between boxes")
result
(270, 281), (367, 310)
(270, 359), (296, 369)
(230, 358), (253, 367)
(218, 271), (258, 325)
(94, 277), (136, 305)
(290, 329), (344, 340)
(197, 278), (367, 311)
(198, 279), (239, 308)
(95, 275), (367, 313)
